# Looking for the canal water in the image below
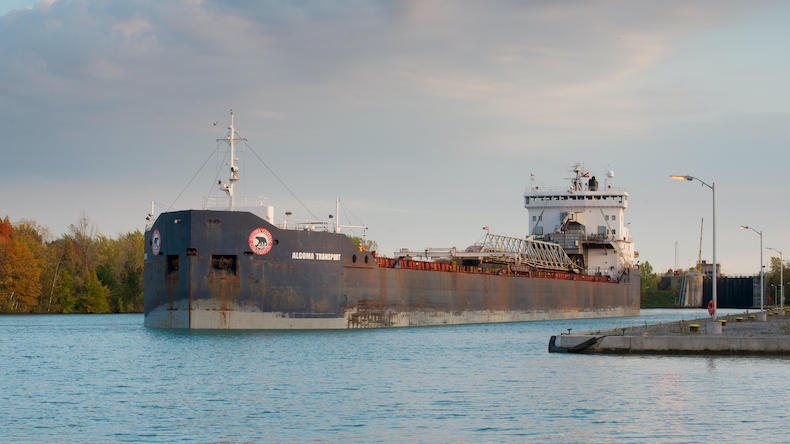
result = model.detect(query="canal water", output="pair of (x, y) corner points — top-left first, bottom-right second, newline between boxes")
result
(2, 309), (787, 442)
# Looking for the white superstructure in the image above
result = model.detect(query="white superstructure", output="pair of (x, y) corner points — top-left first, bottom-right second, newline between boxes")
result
(525, 165), (635, 278)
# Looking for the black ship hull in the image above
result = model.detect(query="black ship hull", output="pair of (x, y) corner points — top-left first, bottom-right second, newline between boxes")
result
(144, 210), (640, 329)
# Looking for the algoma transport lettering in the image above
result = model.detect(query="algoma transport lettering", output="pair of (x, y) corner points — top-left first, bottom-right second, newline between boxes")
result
(292, 252), (341, 261)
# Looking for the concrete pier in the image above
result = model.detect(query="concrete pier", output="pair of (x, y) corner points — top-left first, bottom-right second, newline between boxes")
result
(549, 309), (790, 355)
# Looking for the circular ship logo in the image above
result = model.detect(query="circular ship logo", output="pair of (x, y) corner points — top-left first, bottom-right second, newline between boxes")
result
(248, 228), (273, 255)
(151, 229), (162, 256)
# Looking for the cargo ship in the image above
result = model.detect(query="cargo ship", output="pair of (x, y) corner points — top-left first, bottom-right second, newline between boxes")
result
(144, 112), (639, 329)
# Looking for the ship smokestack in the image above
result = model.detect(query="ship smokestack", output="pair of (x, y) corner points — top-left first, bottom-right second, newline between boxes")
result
(266, 205), (274, 224)
(588, 176), (598, 191)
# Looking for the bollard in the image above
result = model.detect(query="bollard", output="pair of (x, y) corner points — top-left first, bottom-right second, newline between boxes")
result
(736, 317), (743, 322)
(689, 324), (700, 333)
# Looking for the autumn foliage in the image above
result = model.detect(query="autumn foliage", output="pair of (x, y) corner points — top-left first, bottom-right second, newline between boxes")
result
(0, 215), (143, 313)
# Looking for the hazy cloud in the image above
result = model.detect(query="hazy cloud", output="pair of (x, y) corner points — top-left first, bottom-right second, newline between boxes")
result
(1, 0), (788, 273)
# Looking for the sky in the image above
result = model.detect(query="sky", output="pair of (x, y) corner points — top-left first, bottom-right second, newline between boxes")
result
(1, 0), (789, 275)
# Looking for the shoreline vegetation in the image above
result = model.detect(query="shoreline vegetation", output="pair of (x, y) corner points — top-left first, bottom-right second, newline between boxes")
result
(0, 215), (142, 314)
(640, 261), (679, 307)
(6, 213), (769, 314)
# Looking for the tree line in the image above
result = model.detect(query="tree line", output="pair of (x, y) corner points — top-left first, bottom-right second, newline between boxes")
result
(765, 257), (788, 304)
(640, 259), (789, 307)
(0, 215), (143, 313)
(639, 261), (678, 307)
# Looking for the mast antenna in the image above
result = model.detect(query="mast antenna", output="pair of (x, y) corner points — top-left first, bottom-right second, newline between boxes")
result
(697, 217), (704, 272)
(217, 109), (247, 210)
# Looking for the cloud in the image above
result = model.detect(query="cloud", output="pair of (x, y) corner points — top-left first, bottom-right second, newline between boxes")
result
(35, 0), (56, 11)
(112, 16), (152, 40)
(0, 0), (788, 274)
(0, 1), (746, 127)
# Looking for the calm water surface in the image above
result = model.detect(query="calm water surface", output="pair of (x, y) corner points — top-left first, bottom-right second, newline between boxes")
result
(1, 309), (788, 443)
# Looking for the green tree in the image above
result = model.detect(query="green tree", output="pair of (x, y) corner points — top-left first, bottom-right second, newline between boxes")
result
(49, 262), (76, 313)
(40, 238), (78, 313)
(75, 270), (110, 313)
(96, 263), (122, 312)
(640, 261), (680, 307)
(766, 256), (787, 304)
(347, 235), (378, 253)
(121, 264), (143, 312)
(640, 261), (659, 303)
(95, 230), (144, 312)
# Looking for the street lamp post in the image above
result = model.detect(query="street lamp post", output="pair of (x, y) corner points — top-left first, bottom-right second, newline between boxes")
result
(670, 175), (716, 319)
(767, 247), (783, 308)
(740, 225), (764, 313)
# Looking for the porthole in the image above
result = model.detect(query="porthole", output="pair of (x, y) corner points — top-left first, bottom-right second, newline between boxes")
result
(364, 255), (369, 264)
(352, 254), (357, 263)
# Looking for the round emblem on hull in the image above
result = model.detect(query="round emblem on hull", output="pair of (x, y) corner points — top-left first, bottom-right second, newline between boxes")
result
(249, 228), (273, 255)
(151, 229), (162, 256)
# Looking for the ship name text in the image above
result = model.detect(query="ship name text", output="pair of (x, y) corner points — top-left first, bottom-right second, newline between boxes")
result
(292, 252), (341, 261)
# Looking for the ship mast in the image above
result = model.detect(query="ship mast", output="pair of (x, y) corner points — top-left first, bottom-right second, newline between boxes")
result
(218, 110), (247, 210)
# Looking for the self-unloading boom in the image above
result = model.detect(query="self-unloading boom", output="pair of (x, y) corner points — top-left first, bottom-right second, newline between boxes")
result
(481, 233), (577, 272)
(393, 232), (577, 273)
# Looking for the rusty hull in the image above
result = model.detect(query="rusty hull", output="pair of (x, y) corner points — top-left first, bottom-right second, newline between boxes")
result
(144, 210), (639, 329)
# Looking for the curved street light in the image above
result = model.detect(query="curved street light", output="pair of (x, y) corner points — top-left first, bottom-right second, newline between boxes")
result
(670, 175), (717, 319)
(740, 225), (764, 312)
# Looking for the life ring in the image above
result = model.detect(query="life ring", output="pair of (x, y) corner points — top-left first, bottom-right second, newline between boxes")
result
(708, 300), (715, 316)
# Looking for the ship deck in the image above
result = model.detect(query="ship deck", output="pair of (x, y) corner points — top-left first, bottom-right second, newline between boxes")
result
(375, 257), (617, 283)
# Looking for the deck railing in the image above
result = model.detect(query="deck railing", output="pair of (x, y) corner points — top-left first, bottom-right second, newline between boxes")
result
(374, 257), (614, 283)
